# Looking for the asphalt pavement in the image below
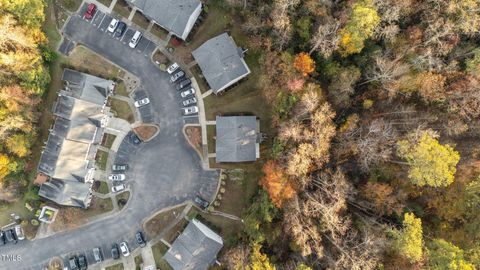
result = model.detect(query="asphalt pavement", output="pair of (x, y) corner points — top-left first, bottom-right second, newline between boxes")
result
(0, 10), (216, 270)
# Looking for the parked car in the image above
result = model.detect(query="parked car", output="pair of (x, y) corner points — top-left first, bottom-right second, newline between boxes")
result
(93, 247), (103, 263)
(107, 18), (119, 33)
(180, 88), (195, 98)
(182, 97), (197, 106)
(84, 3), (96, 19)
(114, 21), (126, 38)
(175, 78), (191, 91)
(120, 241), (130, 257)
(112, 164), (129, 172)
(182, 106), (199, 116)
(134, 97), (150, 108)
(111, 243), (120, 260)
(194, 195), (210, 209)
(111, 184), (126, 193)
(129, 133), (141, 145)
(68, 256), (79, 270)
(167, 63), (179, 74)
(4, 229), (17, 244)
(129, 31), (142, 48)
(108, 174), (125, 181)
(78, 254), (88, 270)
(14, 225), (24, 241)
(136, 231), (146, 248)
(170, 70), (185, 83)
(0, 231), (6, 246)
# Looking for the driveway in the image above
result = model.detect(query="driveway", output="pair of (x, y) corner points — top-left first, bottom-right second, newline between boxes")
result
(0, 11), (216, 270)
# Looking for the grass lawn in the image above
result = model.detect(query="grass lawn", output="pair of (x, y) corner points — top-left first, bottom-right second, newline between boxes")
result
(115, 81), (129, 96)
(94, 181), (109, 194)
(106, 263), (124, 270)
(151, 242), (173, 270)
(144, 205), (185, 238)
(116, 191), (130, 210)
(96, 150), (109, 170)
(191, 66), (210, 94)
(58, 0), (81, 12)
(164, 218), (189, 244)
(110, 98), (135, 123)
(151, 24), (169, 40)
(102, 134), (117, 149)
(97, 0), (113, 8)
(134, 255), (143, 270)
(113, 0), (131, 18)
(51, 197), (114, 232)
(172, 0), (230, 63)
(132, 11), (150, 29)
(207, 125), (216, 154)
(66, 46), (125, 80)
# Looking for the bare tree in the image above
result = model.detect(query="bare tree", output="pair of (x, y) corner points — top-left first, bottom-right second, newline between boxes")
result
(309, 19), (340, 58)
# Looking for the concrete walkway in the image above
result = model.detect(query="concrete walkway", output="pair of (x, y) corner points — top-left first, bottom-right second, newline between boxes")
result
(201, 89), (213, 98)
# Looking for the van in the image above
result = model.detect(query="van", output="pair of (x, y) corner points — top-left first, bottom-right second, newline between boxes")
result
(129, 31), (142, 48)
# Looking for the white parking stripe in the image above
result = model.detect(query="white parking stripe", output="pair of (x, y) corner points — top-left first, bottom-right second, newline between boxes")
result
(98, 14), (107, 30)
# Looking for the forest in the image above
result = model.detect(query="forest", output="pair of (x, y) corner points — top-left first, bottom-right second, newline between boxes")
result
(0, 0), (52, 191)
(221, 0), (480, 269)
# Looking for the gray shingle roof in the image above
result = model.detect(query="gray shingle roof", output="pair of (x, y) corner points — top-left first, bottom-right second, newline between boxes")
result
(192, 33), (250, 93)
(163, 219), (223, 270)
(215, 116), (260, 163)
(38, 178), (91, 208)
(38, 69), (111, 208)
(62, 69), (112, 105)
(126, 0), (202, 40)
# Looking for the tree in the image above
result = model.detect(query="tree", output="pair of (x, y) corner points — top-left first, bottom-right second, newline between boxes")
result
(338, 0), (380, 56)
(244, 190), (279, 243)
(0, 0), (45, 27)
(261, 161), (296, 208)
(427, 239), (475, 270)
(397, 130), (460, 187)
(293, 52), (315, 76)
(328, 65), (361, 108)
(416, 72), (447, 103)
(361, 182), (405, 216)
(309, 18), (340, 58)
(5, 134), (30, 157)
(246, 243), (276, 270)
(392, 213), (423, 263)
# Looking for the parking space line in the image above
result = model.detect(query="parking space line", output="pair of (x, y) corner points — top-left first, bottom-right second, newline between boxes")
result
(93, 13), (105, 26)
(98, 14), (107, 30)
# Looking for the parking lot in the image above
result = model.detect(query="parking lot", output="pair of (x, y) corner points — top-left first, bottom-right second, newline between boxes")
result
(73, 3), (157, 58)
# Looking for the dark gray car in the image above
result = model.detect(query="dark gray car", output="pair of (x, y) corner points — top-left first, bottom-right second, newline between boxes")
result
(176, 78), (191, 91)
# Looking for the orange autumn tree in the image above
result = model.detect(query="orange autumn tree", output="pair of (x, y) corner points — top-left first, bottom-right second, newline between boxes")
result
(261, 160), (296, 207)
(293, 52), (315, 76)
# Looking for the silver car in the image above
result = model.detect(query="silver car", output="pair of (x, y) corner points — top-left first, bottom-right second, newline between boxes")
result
(134, 97), (150, 108)
(170, 70), (185, 83)
(180, 88), (195, 98)
(182, 97), (197, 106)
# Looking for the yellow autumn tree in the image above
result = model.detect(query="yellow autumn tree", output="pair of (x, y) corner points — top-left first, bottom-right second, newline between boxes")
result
(338, 0), (380, 56)
(397, 130), (460, 187)
(261, 160), (296, 208)
(293, 52), (315, 76)
(393, 213), (423, 263)
(247, 243), (276, 270)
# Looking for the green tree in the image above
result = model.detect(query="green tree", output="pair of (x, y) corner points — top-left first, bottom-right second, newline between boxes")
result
(338, 0), (380, 56)
(295, 263), (312, 270)
(295, 16), (312, 42)
(246, 243), (276, 270)
(244, 190), (279, 244)
(5, 134), (30, 157)
(428, 239), (475, 270)
(393, 213), (423, 263)
(0, 0), (45, 27)
(397, 131), (460, 187)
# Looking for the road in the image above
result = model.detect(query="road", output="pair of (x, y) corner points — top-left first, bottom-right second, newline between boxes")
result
(0, 11), (218, 270)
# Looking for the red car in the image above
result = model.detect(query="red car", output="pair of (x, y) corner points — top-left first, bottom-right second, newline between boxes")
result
(84, 3), (96, 19)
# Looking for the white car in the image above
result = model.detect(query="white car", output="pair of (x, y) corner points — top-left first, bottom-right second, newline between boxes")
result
(119, 242), (130, 257)
(129, 30), (142, 48)
(111, 184), (126, 193)
(107, 18), (118, 33)
(180, 88), (195, 98)
(167, 63), (179, 74)
(182, 106), (198, 116)
(108, 174), (126, 181)
(14, 225), (25, 240)
(134, 97), (150, 108)
(182, 97), (197, 106)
